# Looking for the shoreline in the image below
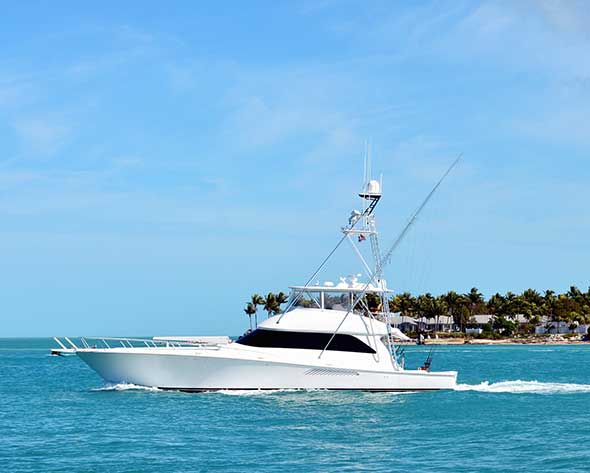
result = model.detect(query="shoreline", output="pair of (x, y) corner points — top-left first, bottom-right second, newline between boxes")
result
(399, 338), (589, 345)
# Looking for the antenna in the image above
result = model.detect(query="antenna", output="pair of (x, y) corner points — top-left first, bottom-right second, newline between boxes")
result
(363, 141), (368, 187)
(367, 140), (372, 185)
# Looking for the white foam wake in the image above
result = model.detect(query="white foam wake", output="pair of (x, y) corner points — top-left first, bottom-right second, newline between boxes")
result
(455, 380), (590, 394)
(93, 383), (161, 392)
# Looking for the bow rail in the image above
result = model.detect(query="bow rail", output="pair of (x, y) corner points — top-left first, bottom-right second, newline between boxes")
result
(52, 335), (230, 354)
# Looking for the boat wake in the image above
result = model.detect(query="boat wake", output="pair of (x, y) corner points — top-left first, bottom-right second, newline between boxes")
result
(455, 380), (590, 394)
(92, 383), (161, 392)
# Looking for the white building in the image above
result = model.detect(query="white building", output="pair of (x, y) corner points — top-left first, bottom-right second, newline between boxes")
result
(534, 317), (589, 335)
(389, 313), (417, 333)
(390, 314), (457, 333)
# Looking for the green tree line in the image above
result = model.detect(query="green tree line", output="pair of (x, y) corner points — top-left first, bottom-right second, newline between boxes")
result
(389, 286), (590, 335)
(242, 286), (590, 336)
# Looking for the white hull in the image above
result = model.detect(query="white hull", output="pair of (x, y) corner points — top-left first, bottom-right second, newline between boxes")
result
(77, 347), (457, 392)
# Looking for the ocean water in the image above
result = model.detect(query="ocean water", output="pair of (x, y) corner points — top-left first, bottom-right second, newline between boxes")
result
(2, 339), (590, 472)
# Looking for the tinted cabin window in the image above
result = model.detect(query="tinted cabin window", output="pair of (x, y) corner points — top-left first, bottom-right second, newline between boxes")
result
(237, 329), (376, 354)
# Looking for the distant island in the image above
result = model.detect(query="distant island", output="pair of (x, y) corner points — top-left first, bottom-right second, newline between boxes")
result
(244, 287), (590, 342)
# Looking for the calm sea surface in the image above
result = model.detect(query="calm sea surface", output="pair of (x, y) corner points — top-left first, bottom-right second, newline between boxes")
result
(1, 338), (590, 472)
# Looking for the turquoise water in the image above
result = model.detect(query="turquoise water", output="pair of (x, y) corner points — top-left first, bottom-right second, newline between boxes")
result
(2, 339), (590, 472)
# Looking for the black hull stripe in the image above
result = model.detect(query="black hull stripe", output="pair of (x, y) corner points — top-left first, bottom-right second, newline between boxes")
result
(159, 387), (443, 393)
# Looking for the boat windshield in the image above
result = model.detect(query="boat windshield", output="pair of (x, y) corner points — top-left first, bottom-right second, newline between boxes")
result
(289, 289), (384, 315)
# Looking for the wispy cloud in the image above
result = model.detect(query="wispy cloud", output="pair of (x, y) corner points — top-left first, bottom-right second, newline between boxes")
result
(13, 116), (72, 157)
(532, 0), (590, 36)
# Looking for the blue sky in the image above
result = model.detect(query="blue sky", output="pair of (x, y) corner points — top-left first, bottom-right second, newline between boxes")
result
(2, 1), (589, 336)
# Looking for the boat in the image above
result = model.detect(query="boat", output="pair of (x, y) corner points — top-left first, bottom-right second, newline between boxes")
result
(55, 166), (458, 392)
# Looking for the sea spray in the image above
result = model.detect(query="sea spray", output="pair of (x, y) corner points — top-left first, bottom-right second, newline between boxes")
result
(455, 380), (590, 394)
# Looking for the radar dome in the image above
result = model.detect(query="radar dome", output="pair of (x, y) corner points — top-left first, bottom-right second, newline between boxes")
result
(366, 180), (381, 195)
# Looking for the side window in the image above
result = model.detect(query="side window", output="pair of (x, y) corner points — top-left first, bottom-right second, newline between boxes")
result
(237, 329), (376, 354)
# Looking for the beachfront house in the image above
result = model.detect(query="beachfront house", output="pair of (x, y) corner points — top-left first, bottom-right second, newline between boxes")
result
(414, 316), (456, 332)
(534, 317), (589, 335)
(389, 313), (418, 333)
(390, 313), (456, 333)
(466, 314), (534, 334)
(465, 314), (493, 334)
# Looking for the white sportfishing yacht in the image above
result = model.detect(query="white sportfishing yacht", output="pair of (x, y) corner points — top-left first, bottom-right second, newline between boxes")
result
(55, 166), (459, 392)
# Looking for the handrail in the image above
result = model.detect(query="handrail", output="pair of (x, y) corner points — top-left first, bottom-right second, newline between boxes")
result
(52, 335), (227, 352)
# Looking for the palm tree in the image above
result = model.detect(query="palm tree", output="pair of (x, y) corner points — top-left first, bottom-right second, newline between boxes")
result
(518, 289), (544, 329)
(263, 293), (278, 318)
(400, 292), (415, 315)
(398, 292), (415, 325)
(443, 291), (467, 332)
(544, 290), (558, 333)
(504, 291), (518, 320)
(243, 302), (256, 331)
(465, 287), (484, 320)
(487, 292), (505, 313)
(522, 288), (543, 306)
(275, 292), (289, 311)
(568, 286), (583, 303)
(251, 294), (264, 327)
(416, 293), (437, 332)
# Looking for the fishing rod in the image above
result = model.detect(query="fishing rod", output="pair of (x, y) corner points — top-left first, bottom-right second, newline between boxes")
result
(318, 154), (462, 359)
(420, 346), (435, 371)
(378, 153), (462, 267)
